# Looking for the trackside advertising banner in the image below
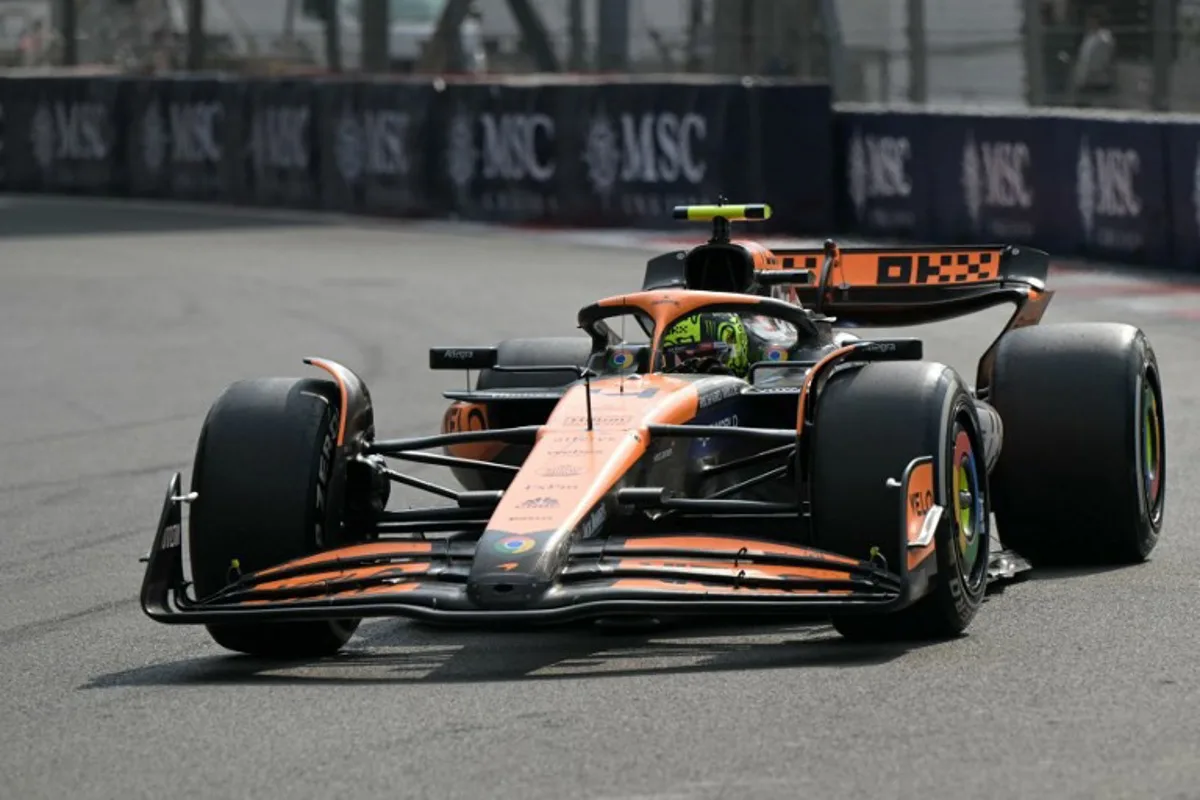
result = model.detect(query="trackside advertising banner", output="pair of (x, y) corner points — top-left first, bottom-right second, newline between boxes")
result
(4, 74), (1200, 274)
(1164, 121), (1200, 271)
(0, 76), (124, 194)
(836, 109), (936, 241)
(928, 113), (1071, 252)
(432, 80), (569, 222)
(835, 105), (1183, 270)
(125, 77), (243, 201)
(0, 74), (832, 235)
(1067, 117), (1170, 265)
(426, 78), (832, 230)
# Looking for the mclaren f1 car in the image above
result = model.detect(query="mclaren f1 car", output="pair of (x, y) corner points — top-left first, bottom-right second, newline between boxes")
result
(139, 203), (1166, 657)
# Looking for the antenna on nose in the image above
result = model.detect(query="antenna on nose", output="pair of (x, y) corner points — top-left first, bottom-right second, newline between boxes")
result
(581, 366), (594, 431)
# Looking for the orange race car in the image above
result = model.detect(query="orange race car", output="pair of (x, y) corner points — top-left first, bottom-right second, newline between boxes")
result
(139, 203), (1166, 657)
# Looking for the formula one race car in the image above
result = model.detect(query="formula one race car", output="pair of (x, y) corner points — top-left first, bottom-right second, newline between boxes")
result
(139, 203), (1166, 657)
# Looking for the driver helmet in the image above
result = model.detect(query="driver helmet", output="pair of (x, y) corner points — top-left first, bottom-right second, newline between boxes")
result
(659, 311), (751, 377)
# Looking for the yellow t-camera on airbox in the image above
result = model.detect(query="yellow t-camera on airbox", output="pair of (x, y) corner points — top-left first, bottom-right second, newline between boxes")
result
(672, 203), (773, 222)
(672, 202), (772, 243)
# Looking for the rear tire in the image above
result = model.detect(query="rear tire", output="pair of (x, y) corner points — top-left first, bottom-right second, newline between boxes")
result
(189, 377), (359, 658)
(989, 323), (1165, 565)
(809, 362), (991, 641)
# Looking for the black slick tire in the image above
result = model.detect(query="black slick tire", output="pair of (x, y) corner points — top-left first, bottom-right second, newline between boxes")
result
(989, 323), (1165, 565)
(188, 377), (359, 658)
(810, 361), (991, 641)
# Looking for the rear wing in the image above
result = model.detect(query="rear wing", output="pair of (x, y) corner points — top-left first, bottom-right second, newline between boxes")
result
(773, 243), (1052, 327)
(641, 240), (1055, 398)
(648, 204), (1051, 326)
(774, 244), (1048, 289)
(642, 241), (1052, 327)
(771, 243), (1056, 398)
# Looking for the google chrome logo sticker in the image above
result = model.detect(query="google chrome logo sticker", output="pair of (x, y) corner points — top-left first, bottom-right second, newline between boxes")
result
(495, 536), (536, 555)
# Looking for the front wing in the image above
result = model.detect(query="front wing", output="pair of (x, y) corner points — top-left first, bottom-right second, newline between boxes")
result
(141, 475), (918, 627)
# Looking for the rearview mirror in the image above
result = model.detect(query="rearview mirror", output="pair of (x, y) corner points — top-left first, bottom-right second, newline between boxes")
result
(429, 347), (499, 371)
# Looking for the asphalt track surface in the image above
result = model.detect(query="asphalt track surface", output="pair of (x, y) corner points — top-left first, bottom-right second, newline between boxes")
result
(2, 195), (1198, 800)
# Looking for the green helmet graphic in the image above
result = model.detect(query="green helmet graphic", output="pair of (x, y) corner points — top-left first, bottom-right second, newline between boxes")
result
(660, 311), (751, 377)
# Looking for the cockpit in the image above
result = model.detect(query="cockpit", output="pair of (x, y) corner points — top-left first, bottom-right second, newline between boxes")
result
(575, 203), (844, 387)
(582, 303), (816, 386)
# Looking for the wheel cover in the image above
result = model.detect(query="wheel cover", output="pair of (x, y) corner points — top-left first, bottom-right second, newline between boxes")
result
(952, 426), (986, 585)
(1140, 378), (1164, 518)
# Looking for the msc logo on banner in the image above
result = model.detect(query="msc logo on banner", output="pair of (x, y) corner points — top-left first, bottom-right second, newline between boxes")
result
(250, 105), (310, 171)
(141, 101), (225, 174)
(581, 111), (708, 195)
(961, 130), (1034, 238)
(30, 101), (110, 169)
(847, 128), (911, 210)
(1077, 136), (1143, 251)
(334, 109), (411, 183)
(443, 107), (557, 216)
(846, 126), (917, 232)
(445, 110), (556, 188)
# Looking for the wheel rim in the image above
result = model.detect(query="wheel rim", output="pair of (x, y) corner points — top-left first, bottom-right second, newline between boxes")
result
(952, 425), (987, 587)
(1140, 376), (1164, 520)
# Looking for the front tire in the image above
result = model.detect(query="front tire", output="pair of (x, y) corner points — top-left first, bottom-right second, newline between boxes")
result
(989, 323), (1165, 565)
(188, 377), (359, 657)
(809, 362), (991, 641)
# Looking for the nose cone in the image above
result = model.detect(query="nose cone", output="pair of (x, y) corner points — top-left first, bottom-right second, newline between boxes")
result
(463, 374), (693, 611)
